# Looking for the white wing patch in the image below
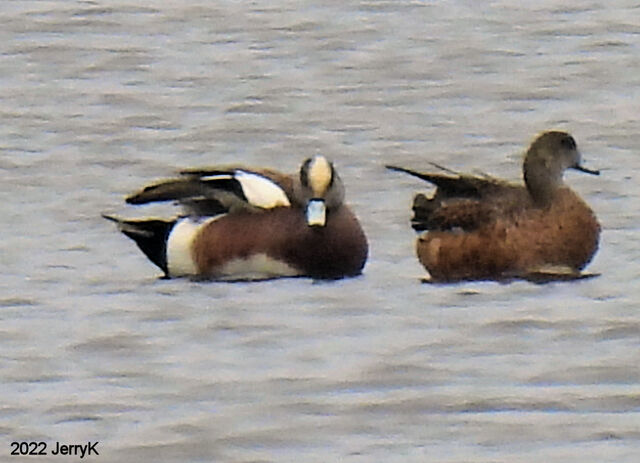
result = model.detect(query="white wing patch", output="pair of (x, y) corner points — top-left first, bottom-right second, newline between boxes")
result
(234, 171), (291, 209)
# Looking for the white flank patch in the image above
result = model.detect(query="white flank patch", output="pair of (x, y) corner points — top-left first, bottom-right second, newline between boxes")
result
(307, 155), (332, 196)
(218, 253), (301, 281)
(167, 216), (220, 277)
(235, 171), (291, 209)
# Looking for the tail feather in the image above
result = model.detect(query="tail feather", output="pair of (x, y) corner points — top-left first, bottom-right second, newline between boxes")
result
(126, 179), (208, 205)
(387, 164), (508, 232)
(125, 172), (256, 215)
(103, 214), (175, 275)
(124, 176), (238, 216)
(386, 164), (480, 197)
(411, 193), (434, 231)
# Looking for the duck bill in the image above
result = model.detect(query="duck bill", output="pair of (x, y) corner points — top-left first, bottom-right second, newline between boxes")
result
(573, 164), (600, 175)
(306, 199), (327, 227)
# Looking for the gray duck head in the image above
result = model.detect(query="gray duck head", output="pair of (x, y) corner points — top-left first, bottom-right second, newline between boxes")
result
(523, 131), (599, 205)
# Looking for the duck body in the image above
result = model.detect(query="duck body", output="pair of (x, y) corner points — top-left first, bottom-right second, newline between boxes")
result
(105, 156), (368, 280)
(388, 131), (600, 282)
(414, 184), (599, 281)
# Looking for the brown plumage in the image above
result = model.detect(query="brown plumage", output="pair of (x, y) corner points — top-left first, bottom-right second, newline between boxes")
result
(191, 206), (367, 279)
(387, 131), (601, 282)
(105, 155), (368, 280)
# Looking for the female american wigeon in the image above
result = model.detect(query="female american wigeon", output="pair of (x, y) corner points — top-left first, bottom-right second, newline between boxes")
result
(104, 155), (368, 280)
(387, 131), (601, 282)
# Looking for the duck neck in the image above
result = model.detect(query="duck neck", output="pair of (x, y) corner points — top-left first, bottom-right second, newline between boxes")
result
(523, 156), (563, 207)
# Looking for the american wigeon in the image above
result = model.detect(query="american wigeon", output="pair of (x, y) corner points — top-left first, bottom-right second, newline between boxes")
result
(387, 131), (601, 282)
(104, 155), (368, 280)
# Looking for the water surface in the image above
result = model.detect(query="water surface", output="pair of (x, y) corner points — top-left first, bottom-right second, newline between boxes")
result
(1, 1), (639, 462)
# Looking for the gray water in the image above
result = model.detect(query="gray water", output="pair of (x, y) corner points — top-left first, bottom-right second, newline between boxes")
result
(1, 1), (639, 462)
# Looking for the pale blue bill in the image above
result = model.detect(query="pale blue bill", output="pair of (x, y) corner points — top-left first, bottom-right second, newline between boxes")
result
(306, 199), (326, 227)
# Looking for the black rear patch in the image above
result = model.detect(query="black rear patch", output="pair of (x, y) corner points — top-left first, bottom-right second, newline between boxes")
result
(103, 215), (175, 276)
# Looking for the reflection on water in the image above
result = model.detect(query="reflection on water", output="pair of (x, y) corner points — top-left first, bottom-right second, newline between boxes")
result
(1, 1), (639, 462)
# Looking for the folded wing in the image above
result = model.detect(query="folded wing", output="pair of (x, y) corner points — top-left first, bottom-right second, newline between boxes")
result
(386, 164), (527, 232)
(126, 168), (292, 216)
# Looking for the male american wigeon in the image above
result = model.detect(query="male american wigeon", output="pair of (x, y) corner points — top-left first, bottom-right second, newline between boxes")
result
(387, 131), (601, 282)
(104, 155), (368, 280)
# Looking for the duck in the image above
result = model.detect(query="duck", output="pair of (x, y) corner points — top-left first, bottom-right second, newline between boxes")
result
(387, 131), (601, 282)
(104, 155), (368, 280)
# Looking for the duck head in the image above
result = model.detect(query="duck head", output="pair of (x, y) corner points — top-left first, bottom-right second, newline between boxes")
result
(523, 131), (599, 205)
(298, 155), (345, 227)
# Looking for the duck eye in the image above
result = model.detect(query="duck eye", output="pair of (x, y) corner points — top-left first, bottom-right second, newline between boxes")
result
(560, 136), (576, 150)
